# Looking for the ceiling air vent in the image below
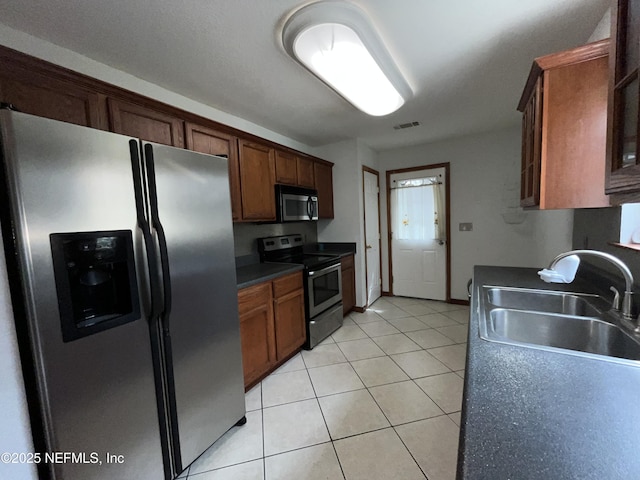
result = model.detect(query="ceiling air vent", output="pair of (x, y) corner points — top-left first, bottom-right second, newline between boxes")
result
(393, 121), (420, 130)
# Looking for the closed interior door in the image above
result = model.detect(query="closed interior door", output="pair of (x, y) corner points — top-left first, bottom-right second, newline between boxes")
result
(390, 167), (447, 300)
(363, 168), (382, 305)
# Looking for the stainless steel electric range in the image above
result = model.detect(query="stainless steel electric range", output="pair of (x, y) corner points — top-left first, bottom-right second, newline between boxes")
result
(258, 234), (343, 349)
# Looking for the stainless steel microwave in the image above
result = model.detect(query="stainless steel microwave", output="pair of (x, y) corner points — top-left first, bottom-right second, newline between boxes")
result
(276, 184), (318, 222)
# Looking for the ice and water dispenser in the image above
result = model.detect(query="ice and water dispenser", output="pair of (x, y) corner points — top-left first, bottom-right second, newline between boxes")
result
(50, 230), (140, 342)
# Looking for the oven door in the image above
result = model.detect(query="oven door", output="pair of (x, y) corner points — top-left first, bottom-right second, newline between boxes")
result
(307, 262), (342, 317)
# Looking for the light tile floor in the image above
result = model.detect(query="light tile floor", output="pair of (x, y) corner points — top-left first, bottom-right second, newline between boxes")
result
(183, 296), (469, 480)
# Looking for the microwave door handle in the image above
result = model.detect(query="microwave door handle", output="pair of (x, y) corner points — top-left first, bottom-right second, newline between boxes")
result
(307, 196), (312, 219)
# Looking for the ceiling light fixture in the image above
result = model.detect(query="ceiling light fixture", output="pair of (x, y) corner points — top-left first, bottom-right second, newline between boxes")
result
(282, 1), (412, 116)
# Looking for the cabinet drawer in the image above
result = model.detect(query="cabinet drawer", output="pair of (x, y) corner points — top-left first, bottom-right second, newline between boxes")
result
(238, 281), (272, 316)
(273, 271), (303, 298)
(340, 254), (354, 270)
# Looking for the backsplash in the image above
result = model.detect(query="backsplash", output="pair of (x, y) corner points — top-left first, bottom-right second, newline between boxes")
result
(572, 207), (640, 289)
(233, 222), (318, 257)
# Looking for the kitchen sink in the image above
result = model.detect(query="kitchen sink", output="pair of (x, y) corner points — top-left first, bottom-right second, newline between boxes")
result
(484, 286), (607, 316)
(483, 309), (640, 361)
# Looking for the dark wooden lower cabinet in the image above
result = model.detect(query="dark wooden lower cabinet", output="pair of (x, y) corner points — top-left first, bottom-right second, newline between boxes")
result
(238, 271), (305, 388)
(341, 254), (356, 315)
(238, 282), (276, 387)
(273, 272), (306, 361)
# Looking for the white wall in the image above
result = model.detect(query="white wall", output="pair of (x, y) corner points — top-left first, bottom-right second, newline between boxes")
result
(588, 7), (610, 42)
(315, 140), (380, 308)
(379, 127), (573, 300)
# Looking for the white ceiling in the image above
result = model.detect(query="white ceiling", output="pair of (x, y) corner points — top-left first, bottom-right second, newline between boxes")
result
(0, 0), (609, 151)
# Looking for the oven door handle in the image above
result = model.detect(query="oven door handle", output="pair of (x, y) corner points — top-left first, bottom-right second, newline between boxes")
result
(308, 263), (341, 277)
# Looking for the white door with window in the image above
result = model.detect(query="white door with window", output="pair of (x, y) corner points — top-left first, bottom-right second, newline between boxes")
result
(364, 169), (381, 305)
(390, 167), (447, 300)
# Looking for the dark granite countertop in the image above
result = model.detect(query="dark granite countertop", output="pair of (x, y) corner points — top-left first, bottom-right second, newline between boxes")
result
(304, 242), (356, 258)
(458, 265), (640, 480)
(236, 263), (303, 290)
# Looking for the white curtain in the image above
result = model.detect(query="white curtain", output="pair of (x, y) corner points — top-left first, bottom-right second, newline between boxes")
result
(391, 177), (443, 242)
(433, 181), (446, 244)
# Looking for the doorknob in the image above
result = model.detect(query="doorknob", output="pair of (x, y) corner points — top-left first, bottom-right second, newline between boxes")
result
(366, 245), (372, 249)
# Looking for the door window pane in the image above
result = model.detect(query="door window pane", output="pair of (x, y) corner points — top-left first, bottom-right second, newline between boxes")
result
(392, 181), (437, 241)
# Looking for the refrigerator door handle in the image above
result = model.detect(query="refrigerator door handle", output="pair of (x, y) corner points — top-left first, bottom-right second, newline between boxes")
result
(143, 143), (183, 474)
(143, 144), (173, 326)
(130, 140), (162, 319)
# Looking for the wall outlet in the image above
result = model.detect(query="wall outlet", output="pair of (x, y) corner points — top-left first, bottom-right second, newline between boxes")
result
(459, 222), (473, 232)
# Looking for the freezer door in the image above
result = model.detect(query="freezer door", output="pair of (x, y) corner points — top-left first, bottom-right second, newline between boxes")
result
(145, 142), (245, 470)
(0, 112), (166, 479)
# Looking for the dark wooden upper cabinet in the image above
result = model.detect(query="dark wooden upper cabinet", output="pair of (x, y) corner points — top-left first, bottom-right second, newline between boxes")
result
(0, 46), (335, 214)
(185, 122), (242, 221)
(0, 71), (106, 129)
(517, 39), (610, 209)
(108, 98), (184, 147)
(275, 150), (298, 185)
(238, 140), (276, 221)
(297, 157), (315, 188)
(520, 77), (542, 207)
(314, 161), (334, 219)
(606, 0), (640, 202)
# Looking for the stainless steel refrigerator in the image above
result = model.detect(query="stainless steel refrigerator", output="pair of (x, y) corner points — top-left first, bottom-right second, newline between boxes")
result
(0, 110), (246, 480)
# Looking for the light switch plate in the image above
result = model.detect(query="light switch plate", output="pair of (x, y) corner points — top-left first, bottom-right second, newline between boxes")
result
(459, 223), (473, 232)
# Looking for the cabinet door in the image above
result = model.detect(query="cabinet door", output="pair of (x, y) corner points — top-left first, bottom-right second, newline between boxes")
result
(520, 77), (542, 207)
(273, 288), (306, 360)
(0, 72), (106, 129)
(314, 161), (335, 219)
(238, 140), (276, 221)
(108, 98), (185, 147)
(341, 255), (356, 315)
(275, 150), (298, 185)
(238, 282), (276, 387)
(541, 56), (609, 208)
(606, 0), (640, 198)
(185, 123), (242, 221)
(297, 157), (315, 188)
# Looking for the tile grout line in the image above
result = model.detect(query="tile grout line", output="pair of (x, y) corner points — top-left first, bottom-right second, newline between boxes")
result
(308, 365), (348, 480)
(232, 299), (467, 479)
(391, 423), (430, 480)
(260, 381), (266, 480)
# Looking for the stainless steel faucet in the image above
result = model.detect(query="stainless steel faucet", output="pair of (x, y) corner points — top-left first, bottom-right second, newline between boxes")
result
(548, 250), (636, 323)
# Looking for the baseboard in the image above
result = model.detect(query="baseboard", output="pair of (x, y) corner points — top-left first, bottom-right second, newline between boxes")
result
(381, 291), (391, 297)
(352, 306), (367, 313)
(449, 298), (470, 306)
